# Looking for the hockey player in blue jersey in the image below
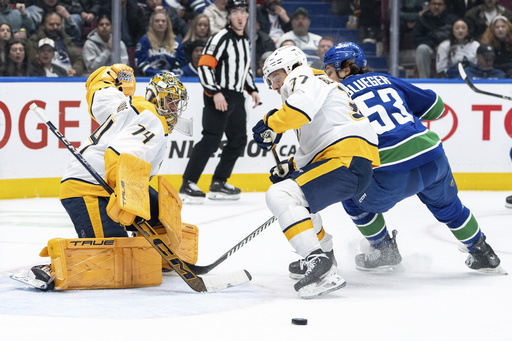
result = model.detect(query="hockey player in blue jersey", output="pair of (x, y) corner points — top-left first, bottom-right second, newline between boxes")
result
(289, 42), (505, 276)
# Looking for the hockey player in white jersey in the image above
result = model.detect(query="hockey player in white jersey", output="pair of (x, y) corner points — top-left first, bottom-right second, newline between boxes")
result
(252, 46), (380, 298)
(60, 65), (189, 239)
(287, 42), (505, 277)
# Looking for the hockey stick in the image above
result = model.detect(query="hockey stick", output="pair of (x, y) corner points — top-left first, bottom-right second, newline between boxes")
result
(458, 63), (512, 101)
(29, 103), (251, 292)
(188, 215), (277, 275)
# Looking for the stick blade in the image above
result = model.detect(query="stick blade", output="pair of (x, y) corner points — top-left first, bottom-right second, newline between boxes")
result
(457, 62), (469, 80)
(202, 269), (252, 292)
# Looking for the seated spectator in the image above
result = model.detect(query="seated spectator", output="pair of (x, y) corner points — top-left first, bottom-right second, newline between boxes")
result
(1, 39), (30, 76)
(464, 0), (512, 40)
(204, 0), (228, 36)
(135, 9), (186, 76)
(275, 7), (321, 54)
(413, 0), (457, 78)
(436, 18), (479, 77)
(181, 13), (210, 61)
(26, 11), (85, 76)
(394, 0), (425, 65)
(26, 0), (81, 43)
(463, 43), (506, 78)
(444, 0), (483, 19)
(59, 0), (101, 45)
(181, 39), (205, 77)
(0, 1), (35, 36)
(0, 22), (12, 68)
(139, 0), (188, 39)
(256, 0), (291, 43)
(29, 37), (68, 76)
(480, 15), (512, 76)
(82, 14), (129, 73)
(252, 20), (275, 63)
(310, 36), (335, 69)
(100, 0), (145, 48)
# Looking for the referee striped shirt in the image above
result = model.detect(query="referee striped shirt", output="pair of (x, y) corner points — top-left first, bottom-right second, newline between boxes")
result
(198, 27), (258, 95)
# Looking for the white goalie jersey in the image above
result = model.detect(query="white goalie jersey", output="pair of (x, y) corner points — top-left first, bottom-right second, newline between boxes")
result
(60, 93), (169, 199)
(267, 65), (379, 168)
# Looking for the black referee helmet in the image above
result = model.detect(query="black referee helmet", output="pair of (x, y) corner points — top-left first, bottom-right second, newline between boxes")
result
(226, 0), (249, 13)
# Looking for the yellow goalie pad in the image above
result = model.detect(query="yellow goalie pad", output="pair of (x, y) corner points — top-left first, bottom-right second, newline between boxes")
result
(39, 237), (162, 290)
(109, 153), (152, 225)
(152, 222), (199, 270)
(157, 176), (183, 246)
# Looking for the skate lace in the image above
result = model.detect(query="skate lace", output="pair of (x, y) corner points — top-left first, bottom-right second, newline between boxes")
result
(223, 182), (235, 190)
(304, 254), (328, 276)
(189, 182), (201, 191)
(364, 249), (382, 261)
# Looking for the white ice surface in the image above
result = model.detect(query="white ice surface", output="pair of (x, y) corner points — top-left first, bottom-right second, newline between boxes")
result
(1, 192), (511, 341)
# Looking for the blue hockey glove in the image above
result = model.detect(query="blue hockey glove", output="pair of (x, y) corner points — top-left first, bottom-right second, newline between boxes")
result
(252, 119), (282, 150)
(269, 158), (294, 184)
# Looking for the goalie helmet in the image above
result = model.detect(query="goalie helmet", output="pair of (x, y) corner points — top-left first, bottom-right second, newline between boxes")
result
(226, 0), (248, 13)
(262, 46), (308, 88)
(323, 42), (367, 70)
(145, 72), (189, 133)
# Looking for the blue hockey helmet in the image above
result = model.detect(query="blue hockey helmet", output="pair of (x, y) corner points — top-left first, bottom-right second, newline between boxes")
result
(323, 42), (367, 70)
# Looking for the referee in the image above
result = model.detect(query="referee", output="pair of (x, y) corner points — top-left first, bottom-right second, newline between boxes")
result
(180, 0), (260, 203)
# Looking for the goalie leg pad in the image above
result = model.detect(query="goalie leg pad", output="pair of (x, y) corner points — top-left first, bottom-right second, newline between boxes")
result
(149, 222), (199, 269)
(157, 176), (183, 246)
(41, 237), (162, 290)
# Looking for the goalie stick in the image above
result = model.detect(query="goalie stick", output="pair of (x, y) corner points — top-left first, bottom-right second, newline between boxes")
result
(458, 63), (512, 101)
(28, 103), (251, 293)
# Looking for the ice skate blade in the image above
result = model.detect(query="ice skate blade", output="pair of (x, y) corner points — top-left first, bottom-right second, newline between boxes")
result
(355, 264), (401, 272)
(297, 270), (346, 299)
(207, 192), (240, 201)
(180, 194), (205, 205)
(473, 265), (508, 276)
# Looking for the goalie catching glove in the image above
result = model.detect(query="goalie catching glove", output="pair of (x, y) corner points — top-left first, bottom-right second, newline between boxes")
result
(269, 158), (295, 183)
(252, 109), (282, 150)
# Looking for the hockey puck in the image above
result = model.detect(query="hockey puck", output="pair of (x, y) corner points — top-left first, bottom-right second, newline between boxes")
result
(291, 318), (308, 325)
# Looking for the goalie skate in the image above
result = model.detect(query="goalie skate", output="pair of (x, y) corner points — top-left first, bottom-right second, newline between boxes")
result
(11, 265), (55, 291)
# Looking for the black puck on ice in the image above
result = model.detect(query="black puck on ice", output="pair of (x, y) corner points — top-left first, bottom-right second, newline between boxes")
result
(291, 318), (308, 325)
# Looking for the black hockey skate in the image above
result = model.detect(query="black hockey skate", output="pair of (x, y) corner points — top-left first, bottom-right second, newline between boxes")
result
(293, 249), (346, 299)
(207, 180), (241, 200)
(355, 229), (402, 271)
(465, 236), (506, 274)
(180, 180), (206, 204)
(289, 250), (337, 280)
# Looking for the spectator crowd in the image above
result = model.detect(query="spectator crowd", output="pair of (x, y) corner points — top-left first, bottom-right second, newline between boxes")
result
(0, 0), (511, 78)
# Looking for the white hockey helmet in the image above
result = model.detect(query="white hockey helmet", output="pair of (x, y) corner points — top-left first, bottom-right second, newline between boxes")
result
(262, 46), (308, 88)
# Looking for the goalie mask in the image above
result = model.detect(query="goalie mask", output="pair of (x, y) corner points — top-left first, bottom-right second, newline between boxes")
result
(145, 72), (189, 133)
(262, 46), (308, 88)
(323, 42), (367, 70)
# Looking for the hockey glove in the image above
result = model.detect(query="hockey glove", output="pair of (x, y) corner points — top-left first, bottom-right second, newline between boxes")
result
(252, 110), (282, 150)
(269, 158), (295, 184)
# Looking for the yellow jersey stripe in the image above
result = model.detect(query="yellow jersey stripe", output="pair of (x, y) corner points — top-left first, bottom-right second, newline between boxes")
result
(83, 195), (104, 238)
(283, 218), (314, 241)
